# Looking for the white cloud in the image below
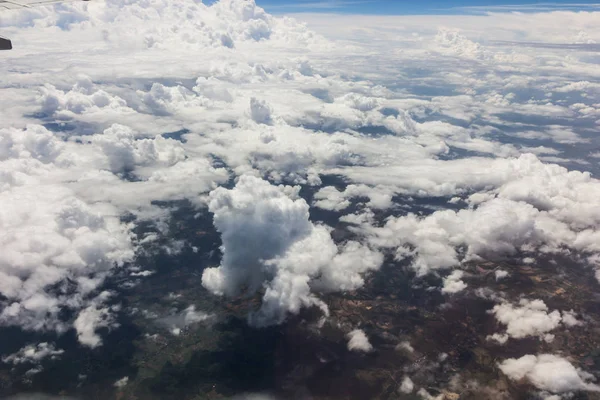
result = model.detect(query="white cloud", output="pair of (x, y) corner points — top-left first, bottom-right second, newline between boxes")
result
(442, 270), (467, 294)
(113, 376), (129, 388)
(86, 123), (186, 174)
(73, 293), (119, 348)
(395, 341), (415, 353)
(417, 388), (444, 400)
(561, 310), (583, 327)
(313, 184), (394, 211)
(499, 354), (600, 393)
(554, 81), (600, 93)
(0, 125), (135, 341)
(495, 270), (509, 280)
(488, 299), (582, 343)
(434, 28), (489, 60)
(399, 376), (414, 393)
(346, 156), (600, 276)
(202, 175), (382, 326)
(249, 97), (273, 124)
(346, 329), (373, 352)
(37, 78), (133, 119)
(0, 0), (340, 347)
(2, 342), (63, 365)
(1, 0), (600, 369)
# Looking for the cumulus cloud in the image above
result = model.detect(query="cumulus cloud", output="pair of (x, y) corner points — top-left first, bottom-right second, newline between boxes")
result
(2, 343), (63, 365)
(435, 28), (489, 60)
(87, 123), (186, 173)
(0, 125), (134, 342)
(202, 175), (382, 326)
(73, 292), (120, 348)
(442, 270), (467, 294)
(0, 94), (224, 346)
(0, 118), (220, 347)
(395, 341), (415, 353)
(417, 388), (444, 400)
(249, 97), (273, 125)
(488, 299), (582, 343)
(554, 81), (600, 93)
(346, 329), (373, 352)
(113, 376), (129, 388)
(561, 310), (582, 327)
(0, 0), (336, 349)
(499, 354), (600, 393)
(313, 184), (394, 211)
(495, 270), (509, 280)
(399, 376), (414, 393)
(348, 155), (600, 276)
(37, 77), (132, 118)
(1, 0), (600, 381)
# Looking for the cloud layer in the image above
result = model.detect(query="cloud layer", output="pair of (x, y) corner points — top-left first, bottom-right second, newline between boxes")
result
(0, 4), (599, 392)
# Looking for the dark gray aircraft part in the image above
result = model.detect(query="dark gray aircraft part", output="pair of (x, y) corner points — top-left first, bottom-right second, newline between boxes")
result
(0, 36), (12, 50)
(0, 0), (89, 50)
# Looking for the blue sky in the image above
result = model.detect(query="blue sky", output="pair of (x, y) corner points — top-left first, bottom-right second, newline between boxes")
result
(253, 0), (600, 14)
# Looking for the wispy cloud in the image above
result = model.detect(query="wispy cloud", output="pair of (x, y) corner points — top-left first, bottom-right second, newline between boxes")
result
(448, 2), (600, 14)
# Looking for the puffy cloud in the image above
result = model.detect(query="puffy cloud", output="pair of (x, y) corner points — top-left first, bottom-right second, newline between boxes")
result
(499, 354), (600, 393)
(2, 0), (600, 378)
(561, 310), (582, 327)
(361, 197), (548, 275)
(346, 329), (373, 352)
(0, 0), (331, 347)
(138, 82), (210, 115)
(442, 270), (467, 294)
(313, 184), (393, 211)
(0, 126), (134, 338)
(488, 299), (582, 343)
(495, 270), (509, 280)
(554, 81), (600, 93)
(73, 293), (119, 348)
(395, 341), (415, 353)
(434, 28), (489, 60)
(86, 123), (185, 173)
(399, 376), (414, 394)
(349, 155), (600, 275)
(37, 77), (132, 118)
(202, 175), (382, 326)
(341, 93), (380, 112)
(249, 97), (273, 124)
(113, 376), (129, 388)
(416, 388), (444, 400)
(2, 343), (63, 365)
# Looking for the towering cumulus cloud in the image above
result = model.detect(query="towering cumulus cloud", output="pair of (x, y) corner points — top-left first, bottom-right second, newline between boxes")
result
(202, 175), (382, 325)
